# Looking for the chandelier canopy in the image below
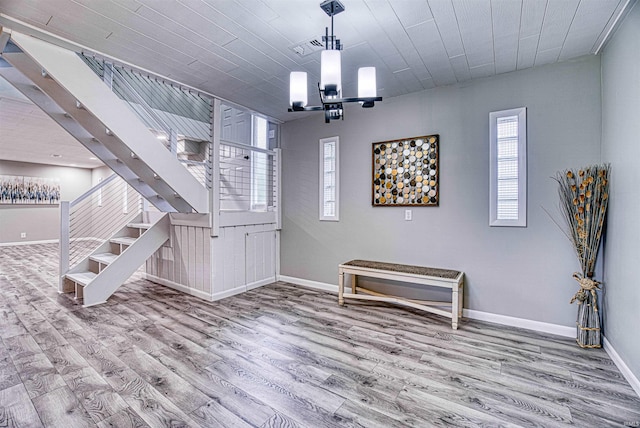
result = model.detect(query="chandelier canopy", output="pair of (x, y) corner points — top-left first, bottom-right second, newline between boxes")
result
(289, 0), (383, 123)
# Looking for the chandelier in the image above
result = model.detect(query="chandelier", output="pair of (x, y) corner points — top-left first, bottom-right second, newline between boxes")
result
(288, 0), (382, 123)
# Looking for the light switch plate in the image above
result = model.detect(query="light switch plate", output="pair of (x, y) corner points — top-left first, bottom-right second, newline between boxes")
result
(404, 210), (412, 221)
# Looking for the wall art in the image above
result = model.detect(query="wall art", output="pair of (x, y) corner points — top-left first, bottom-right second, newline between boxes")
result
(0, 175), (61, 205)
(372, 134), (439, 206)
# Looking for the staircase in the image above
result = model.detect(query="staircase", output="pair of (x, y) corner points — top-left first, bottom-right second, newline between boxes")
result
(0, 27), (212, 306)
(63, 213), (170, 307)
(0, 29), (208, 213)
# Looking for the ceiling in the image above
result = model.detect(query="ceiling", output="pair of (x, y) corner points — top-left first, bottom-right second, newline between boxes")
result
(0, 0), (635, 168)
(0, 75), (103, 168)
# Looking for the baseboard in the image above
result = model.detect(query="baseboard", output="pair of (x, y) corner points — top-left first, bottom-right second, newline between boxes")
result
(145, 274), (274, 302)
(603, 336), (640, 398)
(278, 275), (339, 293)
(143, 273), (213, 301)
(462, 309), (575, 338)
(247, 277), (276, 291)
(277, 275), (575, 338)
(211, 284), (248, 301)
(0, 238), (58, 247)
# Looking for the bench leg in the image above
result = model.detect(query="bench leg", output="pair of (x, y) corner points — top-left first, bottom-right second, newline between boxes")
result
(458, 282), (464, 318)
(451, 287), (459, 330)
(338, 270), (344, 306)
(352, 274), (358, 294)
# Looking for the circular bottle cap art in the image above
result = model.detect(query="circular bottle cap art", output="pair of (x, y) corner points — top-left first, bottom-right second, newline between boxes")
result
(372, 135), (439, 206)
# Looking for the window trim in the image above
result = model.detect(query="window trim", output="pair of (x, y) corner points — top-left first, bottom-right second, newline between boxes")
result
(489, 107), (527, 227)
(319, 136), (339, 221)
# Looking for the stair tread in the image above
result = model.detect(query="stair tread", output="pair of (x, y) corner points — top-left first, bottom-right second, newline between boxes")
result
(89, 252), (119, 265)
(127, 222), (153, 229)
(110, 236), (137, 245)
(66, 271), (97, 286)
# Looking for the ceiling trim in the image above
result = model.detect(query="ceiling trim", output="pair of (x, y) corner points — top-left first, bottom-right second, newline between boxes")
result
(593, 0), (638, 54)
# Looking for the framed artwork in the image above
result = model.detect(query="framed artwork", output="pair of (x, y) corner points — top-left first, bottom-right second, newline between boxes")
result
(0, 175), (61, 205)
(372, 134), (439, 206)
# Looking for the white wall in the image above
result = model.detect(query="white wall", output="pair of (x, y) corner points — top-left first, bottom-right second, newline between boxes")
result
(0, 160), (92, 243)
(601, 2), (640, 386)
(280, 55), (602, 327)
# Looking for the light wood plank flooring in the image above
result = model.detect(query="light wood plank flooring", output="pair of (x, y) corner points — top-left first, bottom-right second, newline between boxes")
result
(1, 243), (639, 427)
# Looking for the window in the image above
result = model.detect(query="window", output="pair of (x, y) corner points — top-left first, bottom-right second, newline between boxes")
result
(251, 116), (268, 210)
(218, 102), (279, 212)
(319, 136), (339, 221)
(490, 107), (526, 227)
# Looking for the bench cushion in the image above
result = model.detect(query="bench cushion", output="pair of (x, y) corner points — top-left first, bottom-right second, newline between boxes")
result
(342, 259), (461, 280)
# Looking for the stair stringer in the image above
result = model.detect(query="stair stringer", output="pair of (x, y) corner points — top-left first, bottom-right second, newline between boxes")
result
(82, 214), (170, 307)
(3, 31), (208, 213)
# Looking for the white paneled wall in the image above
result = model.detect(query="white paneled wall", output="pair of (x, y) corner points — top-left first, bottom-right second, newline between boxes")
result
(245, 229), (278, 289)
(212, 223), (277, 300)
(145, 216), (277, 301)
(146, 223), (212, 299)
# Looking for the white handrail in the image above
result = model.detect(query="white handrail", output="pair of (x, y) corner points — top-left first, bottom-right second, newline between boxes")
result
(70, 173), (118, 208)
(220, 139), (277, 156)
(60, 174), (142, 284)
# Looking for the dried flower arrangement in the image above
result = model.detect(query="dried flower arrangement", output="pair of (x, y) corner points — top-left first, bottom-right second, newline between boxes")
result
(553, 164), (610, 348)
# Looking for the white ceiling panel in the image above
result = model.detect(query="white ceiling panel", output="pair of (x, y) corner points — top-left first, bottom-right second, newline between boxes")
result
(390, 0), (433, 28)
(394, 68), (427, 94)
(406, 20), (455, 87)
(469, 62), (495, 79)
(222, 39), (289, 79)
(0, 96), (102, 168)
(517, 34), (539, 69)
(109, 0), (142, 13)
(449, 54), (472, 82)
(401, 50), (433, 82)
(520, 0), (547, 38)
(537, 0), (579, 52)
(233, 0), (280, 23)
(135, 4), (238, 48)
(427, 0), (465, 58)
(0, 1), (53, 27)
(419, 77), (436, 90)
(380, 52), (409, 73)
(492, 0), (521, 75)
(534, 46), (562, 66)
(453, 0), (494, 68)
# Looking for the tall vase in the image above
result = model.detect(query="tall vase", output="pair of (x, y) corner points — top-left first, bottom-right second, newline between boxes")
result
(572, 273), (601, 348)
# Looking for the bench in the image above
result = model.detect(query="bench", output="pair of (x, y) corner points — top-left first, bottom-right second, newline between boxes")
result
(338, 260), (465, 329)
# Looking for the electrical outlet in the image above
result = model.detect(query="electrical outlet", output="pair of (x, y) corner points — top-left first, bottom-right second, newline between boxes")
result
(20, 232), (27, 239)
(404, 210), (412, 221)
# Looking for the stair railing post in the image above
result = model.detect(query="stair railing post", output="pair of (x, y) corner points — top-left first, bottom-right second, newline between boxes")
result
(211, 98), (221, 237)
(274, 148), (282, 231)
(59, 201), (70, 293)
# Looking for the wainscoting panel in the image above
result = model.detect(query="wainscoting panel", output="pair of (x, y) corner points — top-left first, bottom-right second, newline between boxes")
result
(147, 222), (212, 294)
(212, 223), (277, 297)
(246, 229), (277, 287)
(147, 218), (277, 301)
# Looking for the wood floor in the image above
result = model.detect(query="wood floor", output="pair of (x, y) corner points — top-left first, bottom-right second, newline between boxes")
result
(1, 244), (639, 427)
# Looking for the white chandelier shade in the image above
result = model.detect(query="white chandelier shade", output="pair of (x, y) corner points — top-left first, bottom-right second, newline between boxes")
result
(289, 71), (308, 108)
(357, 67), (377, 98)
(320, 50), (342, 95)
